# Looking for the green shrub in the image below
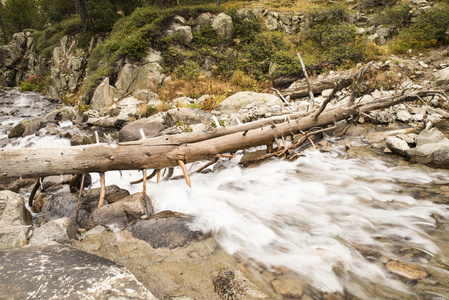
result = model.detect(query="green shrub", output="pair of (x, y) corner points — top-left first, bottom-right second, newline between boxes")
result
(192, 24), (225, 47)
(20, 75), (46, 92)
(176, 60), (201, 80)
(374, 4), (411, 28)
(391, 4), (449, 53)
(32, 16), (83, 58)
(308, 4), (349, 26)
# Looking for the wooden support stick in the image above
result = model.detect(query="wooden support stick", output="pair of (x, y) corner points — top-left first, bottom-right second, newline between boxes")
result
(142, 169), (147, 194)
(157, 169), (161, 183)
(98, 173), (106, 208)
(178, 160), (191, 187)
(193, 159), (217, 174)
(28, 178), (41, 208)
(163, 167), (174, 181)
(130, 169), (158, 185)
(75, 174), (85, 223)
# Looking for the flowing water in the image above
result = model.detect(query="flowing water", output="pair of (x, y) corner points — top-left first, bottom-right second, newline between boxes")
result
(3, 90), (449, 299)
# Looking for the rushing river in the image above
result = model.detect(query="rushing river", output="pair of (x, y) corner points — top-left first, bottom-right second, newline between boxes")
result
(2, 90), (449, 299)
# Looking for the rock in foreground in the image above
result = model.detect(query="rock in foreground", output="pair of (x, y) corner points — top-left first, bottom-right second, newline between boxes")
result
(0, 245), (157, 299)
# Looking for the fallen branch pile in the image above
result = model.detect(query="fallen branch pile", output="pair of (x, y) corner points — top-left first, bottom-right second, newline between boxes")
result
(1, 60), (448, 210)
(1, 89), (444, 180)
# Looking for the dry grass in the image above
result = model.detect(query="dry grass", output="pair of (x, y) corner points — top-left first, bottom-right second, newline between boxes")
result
(224, 0), (336, 13)
(157, 74), (271, 111)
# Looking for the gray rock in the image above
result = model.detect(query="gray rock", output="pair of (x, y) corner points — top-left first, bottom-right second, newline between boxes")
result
(70, 134), (92, 146)
(265, 16), (279, 30)
(396, 110), (412, 122)
(212, 268), (268, 299)
(116, 63), (138, 92)
(197, 12), (212, 25)
(8, 119), (29, 138)
(22, 117), (47, 136)
(0, 190), (32, 250)
(128, 210), (205, 249)
(212, 13), (233, 38)
(119, 115), (165, 142)
(0, 245), (157, 299)
(416, 128), (447, 146)
(412, 113), (424, 122)
(174, 26), (193, 44)
(218, 91), (283, 115)
(29, 217), (79, 246)
(0, 190), (32, 226)
(129, 63), (165, 92)
(90, 77), (115, 111)
(164, 107), (213, 127)
(407, 129), (449, 168)
(84, 193), (154, 231)
(40, 185), (127, 227)
(386, 136), (410, 156)
(433, 67), (449, 86)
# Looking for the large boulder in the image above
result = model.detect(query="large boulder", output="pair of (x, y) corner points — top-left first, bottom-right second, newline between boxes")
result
(433, 67), (449, 86)
(0, 191), (32, 250)
(128, 210), (206, 249)
(84, 193), (154, 231)
(119, 115), (165, 142)
(164, 107), (214, 127)
(407, 128), (449, 168)
(8, 119), (29, 138)
(212, 13), (233, 38)
(174, 26), (193, 43)
(0, 32), (27, 68)
(90, 77), (115, 110)
(218, 91), (283, 115)
(0, 245), (157, 299)
(130, 63), (165, 92)
(116, 62), (165, 94)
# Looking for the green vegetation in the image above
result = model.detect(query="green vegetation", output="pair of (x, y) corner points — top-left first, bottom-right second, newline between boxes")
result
(1, 0), (448, 104)
(20, 75), (46, 92)
(390, 3), (449, 53)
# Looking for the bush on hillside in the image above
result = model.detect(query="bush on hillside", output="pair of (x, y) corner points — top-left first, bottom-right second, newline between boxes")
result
(391, 4), (449, 53)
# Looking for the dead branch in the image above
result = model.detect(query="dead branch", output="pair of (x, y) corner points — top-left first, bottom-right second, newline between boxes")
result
(297, 53), (315, 110)
(1, 89), (446, 180)
(98, 173), (106, 208)
(178, 160), (191, 187)
(347, 62), (373, 107)
(75, 174), (85, 222)
(130, 169), (158, 185)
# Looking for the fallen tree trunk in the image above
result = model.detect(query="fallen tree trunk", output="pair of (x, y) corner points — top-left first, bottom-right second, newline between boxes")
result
(1, 89), (444, 180)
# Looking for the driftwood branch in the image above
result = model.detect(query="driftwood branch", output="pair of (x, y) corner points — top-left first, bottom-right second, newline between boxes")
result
(297, 53), (314, 110)
(347, 62), (373, 107)
(0, 89), (445, 180)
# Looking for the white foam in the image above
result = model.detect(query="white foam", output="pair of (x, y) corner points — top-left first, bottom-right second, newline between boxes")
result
(95, 149), (449, 297)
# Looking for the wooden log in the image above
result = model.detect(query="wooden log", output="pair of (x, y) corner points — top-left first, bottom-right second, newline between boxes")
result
(0, 90), (443, 179)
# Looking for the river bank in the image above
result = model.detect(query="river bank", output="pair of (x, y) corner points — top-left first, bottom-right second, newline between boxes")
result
(2, 63), (449, 298)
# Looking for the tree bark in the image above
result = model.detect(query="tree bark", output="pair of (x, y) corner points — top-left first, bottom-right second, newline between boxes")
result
(1, 90), (443, 180)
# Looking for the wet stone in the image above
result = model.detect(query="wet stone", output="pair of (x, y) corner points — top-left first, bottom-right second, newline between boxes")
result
(127, 210), (205, 249)
(84, 192), (153, 231)
(70, 134), (92, 146)
(28, 217), (79, 246)
(7, 119), (29, 138)
(40, 185), (127, 228)
(271, 275), (304, 298)
(211, 268), (268, 299)
(386, 260), (429, 280)
(0, 245), (157, 299)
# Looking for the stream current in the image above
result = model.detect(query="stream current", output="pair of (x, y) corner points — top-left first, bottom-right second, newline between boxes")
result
(2, 90), (449, 299)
